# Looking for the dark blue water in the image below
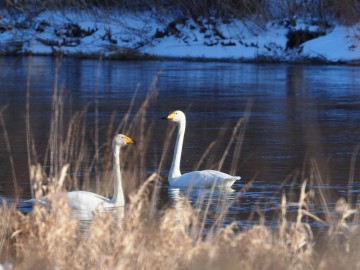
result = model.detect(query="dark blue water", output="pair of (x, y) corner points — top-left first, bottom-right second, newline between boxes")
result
(0, 56), (360, 228)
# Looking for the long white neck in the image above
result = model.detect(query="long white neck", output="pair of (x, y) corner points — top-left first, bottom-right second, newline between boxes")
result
(111, 144), (125, 206)
(169, 118), (186, 180)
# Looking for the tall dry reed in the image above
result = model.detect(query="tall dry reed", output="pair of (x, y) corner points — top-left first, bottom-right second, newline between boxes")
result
(0, 168), (358, 269)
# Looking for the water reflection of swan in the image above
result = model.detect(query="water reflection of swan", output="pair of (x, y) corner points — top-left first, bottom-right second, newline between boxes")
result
(168, 186), (236, 228)
(162, 110), (240, 188)
(167, 187), (191, 225)
(22, 134), (135, 220)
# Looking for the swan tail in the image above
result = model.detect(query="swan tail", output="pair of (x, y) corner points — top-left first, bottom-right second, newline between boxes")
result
(221, 176), (240, 188)
(225, 176), (241, 182)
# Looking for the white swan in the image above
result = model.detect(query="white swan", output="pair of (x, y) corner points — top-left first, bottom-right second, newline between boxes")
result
(162, 110), (240, 188)
(23, 134), (135, 217)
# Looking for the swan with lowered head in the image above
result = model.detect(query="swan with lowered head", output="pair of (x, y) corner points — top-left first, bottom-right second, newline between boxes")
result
(24, 134), (135, 216)
(162, 110), (240, 188)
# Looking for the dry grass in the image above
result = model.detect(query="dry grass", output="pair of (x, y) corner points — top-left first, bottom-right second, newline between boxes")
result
(0, 170), (359, 269)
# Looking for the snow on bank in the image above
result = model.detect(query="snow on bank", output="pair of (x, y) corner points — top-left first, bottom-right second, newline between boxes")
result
(302, 25), (360, 62)
(0, 9), (359, 63)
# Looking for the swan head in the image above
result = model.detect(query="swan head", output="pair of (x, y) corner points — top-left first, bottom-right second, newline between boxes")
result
(113, 134), (136, 147)
(162, 110), (186, 123)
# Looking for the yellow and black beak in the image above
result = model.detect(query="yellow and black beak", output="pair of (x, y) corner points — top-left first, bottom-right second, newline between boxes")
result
(161, 111), (175, 121)
(125, 136), (136, 145)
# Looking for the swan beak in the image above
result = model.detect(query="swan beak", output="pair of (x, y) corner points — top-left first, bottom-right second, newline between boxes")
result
(125, 136), (136, 145)
(161, 112), (175, 121)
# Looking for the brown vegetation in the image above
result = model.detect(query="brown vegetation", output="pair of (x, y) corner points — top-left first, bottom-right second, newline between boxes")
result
(0, 170), (359, 269)
(1, 0), (359, 25)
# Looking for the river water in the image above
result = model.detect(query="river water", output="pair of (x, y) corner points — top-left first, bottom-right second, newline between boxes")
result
(0, 56), (359, 228)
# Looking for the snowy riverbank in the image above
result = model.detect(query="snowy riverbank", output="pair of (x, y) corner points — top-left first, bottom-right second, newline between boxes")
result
(0, 9), (359, 64)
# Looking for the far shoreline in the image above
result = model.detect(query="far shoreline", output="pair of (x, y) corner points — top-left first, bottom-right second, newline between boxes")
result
(2, 51), (359, 66)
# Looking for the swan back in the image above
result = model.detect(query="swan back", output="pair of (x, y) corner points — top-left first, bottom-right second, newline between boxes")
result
(170, 170), (240, 188)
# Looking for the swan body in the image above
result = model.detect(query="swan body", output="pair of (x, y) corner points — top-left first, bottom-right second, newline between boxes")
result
(169, 170), (239, 188)
(24, 134), (135, 217)
(163, 110), (240, 188)
(27, 191), (114, 212)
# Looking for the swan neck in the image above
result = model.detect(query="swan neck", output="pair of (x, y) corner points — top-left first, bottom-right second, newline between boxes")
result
(111, 145), (125, 206)
(170, 119), (185, 179)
